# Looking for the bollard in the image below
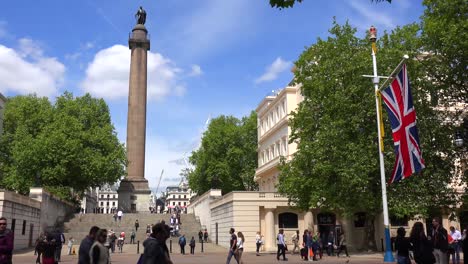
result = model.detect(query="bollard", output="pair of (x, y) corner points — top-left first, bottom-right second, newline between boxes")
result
(381, 238), (384, 252)
(170, 239), (172, 253)
(137, 240), (140, 254)
(215, 223), (218, 245)
(201, 239), (204, 253)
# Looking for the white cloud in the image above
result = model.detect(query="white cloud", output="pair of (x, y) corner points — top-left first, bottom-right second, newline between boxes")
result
(81, 45), (186, 101)
(0, 39), (65, 97)
(347, 0), (397, 31)
(255, 57), (292, 84)
(189, 64), (203, 76)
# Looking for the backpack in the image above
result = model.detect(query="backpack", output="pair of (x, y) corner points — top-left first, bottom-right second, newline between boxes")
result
(179, 236), (186, 245)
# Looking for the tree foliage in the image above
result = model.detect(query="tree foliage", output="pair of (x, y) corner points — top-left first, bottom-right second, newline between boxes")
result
(278, 15), (460, 249)
(0, 92), (126, 199)
(188, 112), (258, 195)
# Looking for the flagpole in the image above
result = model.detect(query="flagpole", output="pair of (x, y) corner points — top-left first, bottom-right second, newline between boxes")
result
(369, 26), (394, 263)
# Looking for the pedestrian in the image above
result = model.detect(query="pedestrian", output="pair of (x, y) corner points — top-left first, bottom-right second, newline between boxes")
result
(235, 232), (245, 264)
(395, 227), (411, 264)
(35, 232), (45, 264)
(78, 226), (100, 264)
(113, 213), (117, 222)
(255, 231), (262, 256)
(178, 234), (186, 254)
(277, 228), (287, 261)
(302, 230), (309, 260)
(291, 230), (300, 254)
(431, 217), (448, 264)
(327, 231), (335, 256)
(306, 230), (315, 261)
(67, 236), (75, 255)
(141, 223), (173, 264)
(189, 236), (196, 254)
(198, 230), (203, 243)
(130, 230), (136, 244)
(117, 233), (125, 253)
(109, 231), (117, 253)
(117, 210), (123, 222)
(204, 230), (209, 242)
(462, 226), (468, 264)
(410, 221), (435, 264)
(146, 224), (151, 237)
(54, 229), (65, 262)
(135, 220), (139, 232)
(0, 217), (14, 264)
(449, 226), (461, 264)
(41, 235), (56, 264)
(89, 229), (110, 264)
(226, 228), (238, 264)
(336, 231), (349, 258)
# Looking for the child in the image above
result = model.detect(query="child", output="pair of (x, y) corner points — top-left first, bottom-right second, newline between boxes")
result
(67, 236), (75, 255)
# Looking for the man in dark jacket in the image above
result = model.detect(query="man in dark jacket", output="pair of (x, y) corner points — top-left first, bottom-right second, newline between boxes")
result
(142, 223), (172, 264)
(431, 217), (448, 264)
(78, 226), (99, 264)
(0, 217), (14, 264)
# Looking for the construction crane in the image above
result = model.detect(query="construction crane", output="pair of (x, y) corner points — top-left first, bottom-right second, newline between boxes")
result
(154, 169), (164, 197)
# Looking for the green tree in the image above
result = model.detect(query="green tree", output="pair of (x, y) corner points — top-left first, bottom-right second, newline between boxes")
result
(278, 20), (457, 250)
(0, 93), (126, 199)
(188, 112), (258, 195)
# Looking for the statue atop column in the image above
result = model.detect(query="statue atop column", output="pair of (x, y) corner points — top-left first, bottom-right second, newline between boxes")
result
(135, 6), (147, 25)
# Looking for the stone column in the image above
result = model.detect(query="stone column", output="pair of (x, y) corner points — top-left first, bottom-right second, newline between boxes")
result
(265, 208), (276, 251)
(304, 211), (314, 231)
(117, 24), (151, 213)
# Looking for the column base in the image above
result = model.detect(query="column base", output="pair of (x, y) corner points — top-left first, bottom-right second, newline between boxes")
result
(117, 179), (151, 213)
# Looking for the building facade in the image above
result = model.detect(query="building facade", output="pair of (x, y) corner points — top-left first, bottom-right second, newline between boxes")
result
(164, 182), (193, 214)
(97, 184), (119, 214)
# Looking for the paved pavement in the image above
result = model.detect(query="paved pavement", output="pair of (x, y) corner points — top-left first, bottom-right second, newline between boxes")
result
(12, 244), (395, 264)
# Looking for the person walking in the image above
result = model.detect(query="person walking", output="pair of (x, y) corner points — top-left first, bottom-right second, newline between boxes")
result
(54, 229), (65, 263)
(302, 230), (309, 261)
(291, 230), (300, 255)
(0, 217), (14, 264)
(78, 226), (100, 264)
(336, 231), (349, 258)
(226, 228), (238, 264)
(449, 226), (461, 264)
(134, 220), (139, 232)
(462, 226), (468, 264)
(204, 230), (209, 242)
(130, 230), (136, 244)
(89, 229), (110, 264)
(117, 233), (125, 253)
(67, 236), (75, 255)
(198, 230), (203, 243)
(395, 227), (411, 264)
(141, 223), (173, 264)
(108, 231), (117, 253)
(255, 231), (262, 256)
(410, 221), (435, 264)
(189, 236), (196, 255)
(41, 235), (57, 264)
(235, 232), (245, 264)
(178, 234), (186, 255)
(306, 230), (315, 261)
(117, 210), (123, 222)
(277, 228), (287, 261)
(327, 231), (335, 256)
(431, 217), (448, 264)
(35, 233), (46, 264)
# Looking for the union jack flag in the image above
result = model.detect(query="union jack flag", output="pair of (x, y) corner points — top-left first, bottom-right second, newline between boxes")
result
(381, 64), (425, 183)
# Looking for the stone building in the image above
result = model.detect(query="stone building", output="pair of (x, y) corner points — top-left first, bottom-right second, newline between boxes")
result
(164, 182), (193, 214)
(97, 184), (119, 214)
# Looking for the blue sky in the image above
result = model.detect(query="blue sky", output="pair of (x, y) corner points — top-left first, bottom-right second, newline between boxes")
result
(0, 0), (425, 193)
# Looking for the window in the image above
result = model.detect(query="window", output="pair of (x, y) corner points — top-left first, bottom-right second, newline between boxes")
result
(354, 212), (366, 228)
(173, 195), (176, 199)
(278, 213), (298, 228)
(11, 219), (16, 234)
(282, 138), (288, 154)
(184, 202), (187, 206)
(173, 202), (176, 206)
(106, 202), (109, 206)
(101, 195), (104, 199)
(22, 220), (26, 235)
(178, 195), (181, 199)
(113, 195), (116, 199)
(178, 202), (181, 205)
(100, 202), (104, 206)
(390, 215), (409, 226)
(184, 195), (186, 199)
(107, 194), (110, 198)
(112, 202), (115, 206)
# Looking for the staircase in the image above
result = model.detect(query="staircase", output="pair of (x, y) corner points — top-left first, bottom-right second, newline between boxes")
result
(63, 213), (204, 243)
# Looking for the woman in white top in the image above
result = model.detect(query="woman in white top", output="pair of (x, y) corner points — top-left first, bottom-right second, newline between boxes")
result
(236, 232), (245, 264)
(255, 231), (262, 256)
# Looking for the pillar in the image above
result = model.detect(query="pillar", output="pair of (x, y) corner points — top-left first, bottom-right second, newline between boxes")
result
(304, 211), (314, 231)
(265, 208), (276, 251)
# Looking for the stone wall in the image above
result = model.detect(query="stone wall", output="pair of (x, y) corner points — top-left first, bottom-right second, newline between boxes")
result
(187, 189), (221, 231)
(0, 190), (41, 250)
(29, 188), (76, 233)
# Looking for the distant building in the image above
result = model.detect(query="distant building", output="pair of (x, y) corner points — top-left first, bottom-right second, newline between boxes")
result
(163, 182), (194, 214)
(79, 187), (98, 214)
(96, 183), (119, 214)
(0, 92), (6, 135)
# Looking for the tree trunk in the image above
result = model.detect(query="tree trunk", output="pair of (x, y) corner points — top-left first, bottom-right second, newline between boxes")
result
(364, 215), (378, 252)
